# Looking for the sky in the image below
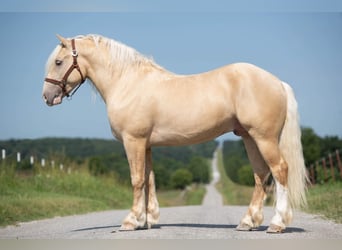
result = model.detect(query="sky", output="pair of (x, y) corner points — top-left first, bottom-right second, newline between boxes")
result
(0, 1), (341, 141)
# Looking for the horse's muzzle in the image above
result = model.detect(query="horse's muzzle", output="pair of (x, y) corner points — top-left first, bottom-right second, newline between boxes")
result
(42, 82), (63, 106)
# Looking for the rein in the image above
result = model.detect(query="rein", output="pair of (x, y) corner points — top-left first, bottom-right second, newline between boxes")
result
(45, 39), (85, 98)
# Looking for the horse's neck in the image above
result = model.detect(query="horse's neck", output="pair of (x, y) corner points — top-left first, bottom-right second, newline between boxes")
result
(86, 50), (173, 103)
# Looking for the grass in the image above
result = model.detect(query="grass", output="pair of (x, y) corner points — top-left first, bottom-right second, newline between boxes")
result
(0, 163), (206, 227)
(158, 184), (206, 207)
(215, 149), (254, 205)
(0, 164), (132, 226)
(304, 182), (342, 223)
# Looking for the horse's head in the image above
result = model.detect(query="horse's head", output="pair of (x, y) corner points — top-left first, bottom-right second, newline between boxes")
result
(43, 35), (86, 106)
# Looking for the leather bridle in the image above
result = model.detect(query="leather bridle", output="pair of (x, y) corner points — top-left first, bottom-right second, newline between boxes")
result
(45, 39), (85, 98)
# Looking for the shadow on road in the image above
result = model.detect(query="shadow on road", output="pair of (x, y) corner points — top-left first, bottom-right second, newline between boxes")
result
(72, 223), (306, 234)
(157, 223), (237, 229)
(72, 225), (121, 232)
(157, 224), (306, 233)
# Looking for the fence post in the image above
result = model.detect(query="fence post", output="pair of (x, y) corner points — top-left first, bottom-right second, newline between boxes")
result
(322, 158), (328, 181)
(310, 164), (315, 185)
(328, 153), (335, 182)
(17, 152), (21, 163)
(41, 158), (45, 167)
(1, 149), (5, 160)
(30, 156), (34, 165)
(336, 149), (342, 180)
(315, 161), (320, 183)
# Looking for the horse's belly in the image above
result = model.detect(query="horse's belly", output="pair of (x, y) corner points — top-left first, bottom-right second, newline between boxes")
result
(150, 117), (233, 146)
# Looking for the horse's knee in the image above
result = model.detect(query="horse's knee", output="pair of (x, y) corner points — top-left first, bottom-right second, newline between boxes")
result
(131, 175), (145, 189)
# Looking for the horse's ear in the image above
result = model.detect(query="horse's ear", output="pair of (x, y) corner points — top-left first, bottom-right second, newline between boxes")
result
(56, 34), (68, 48)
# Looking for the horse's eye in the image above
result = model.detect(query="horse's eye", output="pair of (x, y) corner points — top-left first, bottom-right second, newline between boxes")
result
(55, 60), (62, 66)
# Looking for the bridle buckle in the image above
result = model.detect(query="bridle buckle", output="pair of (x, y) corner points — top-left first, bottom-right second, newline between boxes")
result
(72, 50), (78, 57)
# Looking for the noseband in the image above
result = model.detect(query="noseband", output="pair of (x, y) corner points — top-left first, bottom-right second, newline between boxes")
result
(45, 39), (85, 98)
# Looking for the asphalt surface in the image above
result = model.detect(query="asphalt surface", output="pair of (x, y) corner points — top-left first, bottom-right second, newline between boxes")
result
(1, 151), (341, 239)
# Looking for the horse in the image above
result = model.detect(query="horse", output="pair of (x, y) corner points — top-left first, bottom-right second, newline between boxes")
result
(42, 34), (308, 233)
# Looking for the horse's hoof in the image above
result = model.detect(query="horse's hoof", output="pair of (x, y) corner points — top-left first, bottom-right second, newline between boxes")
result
(119, 222), (137, 231)
(119, 222), (149, 231)
(266, 224), (285, 233)
(147, 212), (160, 229)
(236, 223), (253, 231)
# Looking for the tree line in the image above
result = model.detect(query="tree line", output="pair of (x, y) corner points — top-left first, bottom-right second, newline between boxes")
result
(90, 141), (218, 189)
(0, 138), (218, 190)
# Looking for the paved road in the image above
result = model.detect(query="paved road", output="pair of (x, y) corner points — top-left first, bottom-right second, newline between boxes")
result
(202, 151), (223, 208)
(0, 151), (341, 239)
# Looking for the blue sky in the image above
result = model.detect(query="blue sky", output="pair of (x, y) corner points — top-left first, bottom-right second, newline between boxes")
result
(0, 1), (341, 141)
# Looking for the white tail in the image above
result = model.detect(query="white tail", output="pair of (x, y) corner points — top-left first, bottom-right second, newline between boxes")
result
(279, 82), (309, 209)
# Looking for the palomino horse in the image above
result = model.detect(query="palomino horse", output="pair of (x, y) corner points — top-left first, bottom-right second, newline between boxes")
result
(42, 34), (308, 233)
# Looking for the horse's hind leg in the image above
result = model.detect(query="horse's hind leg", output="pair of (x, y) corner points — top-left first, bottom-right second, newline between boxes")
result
(145, 148), (160, 228)
(252, 137), (292, 233)
(236, 135), (270, 231)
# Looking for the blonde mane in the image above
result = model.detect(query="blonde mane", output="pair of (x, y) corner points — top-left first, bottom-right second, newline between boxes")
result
(78, 34), (166, 73)
(45, 34), (166, 76)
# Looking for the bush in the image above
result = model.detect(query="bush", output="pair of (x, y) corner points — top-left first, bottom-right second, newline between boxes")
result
(154, 163), (171, 189)
(170, 169), (193, 189)
(88, 157), (108, 175)
(187, 156), (210, 184)
(237, 164), (254, 186)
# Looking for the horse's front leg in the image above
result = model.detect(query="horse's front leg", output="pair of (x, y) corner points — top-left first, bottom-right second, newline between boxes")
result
(120, 136), (148, 231)
(145, 148), (160, 228)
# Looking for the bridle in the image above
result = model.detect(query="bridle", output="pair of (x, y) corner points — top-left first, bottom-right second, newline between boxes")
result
(45, 39), (85, 98)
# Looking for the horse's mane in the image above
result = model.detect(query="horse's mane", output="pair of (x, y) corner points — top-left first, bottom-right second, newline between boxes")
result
(78, 34), (166, 73)
(46, 34), (167, 75)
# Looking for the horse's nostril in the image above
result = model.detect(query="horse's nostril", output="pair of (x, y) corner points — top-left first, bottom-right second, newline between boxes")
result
(42, 94), (52, 106)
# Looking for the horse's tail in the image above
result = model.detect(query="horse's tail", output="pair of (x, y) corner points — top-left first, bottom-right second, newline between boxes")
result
(279, 82), (308, 209)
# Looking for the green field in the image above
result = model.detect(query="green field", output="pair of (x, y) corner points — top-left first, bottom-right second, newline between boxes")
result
(304, 182), (342, 223)
(158, 184), (206, 207)
(0, 165), (132, 226)
(0, 163), (206, 227)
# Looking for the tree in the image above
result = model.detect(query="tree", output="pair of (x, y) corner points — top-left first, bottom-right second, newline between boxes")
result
(222, 140), (249, 184)
(301, 127), (321, 166)
(237, 164), (254, 186)
(320, 136), (342, 156)
(170, 169), (193, 189)
(187, 156), (210, 184)
(153, 163), (171, 189)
